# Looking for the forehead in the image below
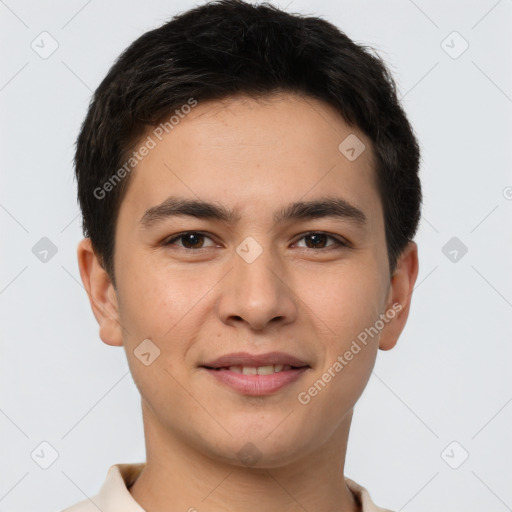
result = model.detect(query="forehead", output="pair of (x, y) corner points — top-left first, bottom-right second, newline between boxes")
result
(118, 92), (382, 230)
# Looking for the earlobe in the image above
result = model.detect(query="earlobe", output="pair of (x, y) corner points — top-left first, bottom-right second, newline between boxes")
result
(76, 238), (124, 347)
(378, 241), (419, 351)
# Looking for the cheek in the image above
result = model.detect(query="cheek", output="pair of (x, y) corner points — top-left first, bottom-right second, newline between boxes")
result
(115, 257), (211, 389)
(115, 273), (195, 417)
(296, 262), (383, 405)
(117, 257), (193, 338)
(297, 321), (378, 434)
(301, 261), (384, 343)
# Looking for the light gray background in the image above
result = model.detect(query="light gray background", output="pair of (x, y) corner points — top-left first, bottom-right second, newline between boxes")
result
(1, 1), (511, 511)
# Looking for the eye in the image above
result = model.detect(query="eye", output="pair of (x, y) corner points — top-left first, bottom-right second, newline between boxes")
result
(294, 232), (348, 250)
(163, 231), (349, 251)
(163, 231), (216, 249)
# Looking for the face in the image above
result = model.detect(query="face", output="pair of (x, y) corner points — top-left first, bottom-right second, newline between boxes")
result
(79, 91), (418, 468)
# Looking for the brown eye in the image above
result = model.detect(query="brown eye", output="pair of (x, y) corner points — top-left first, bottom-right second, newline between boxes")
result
(295, 232), (347, 250)
(164, 232), (215, 249)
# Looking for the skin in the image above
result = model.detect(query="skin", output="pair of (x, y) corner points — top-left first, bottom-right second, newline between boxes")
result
(77, 91), (418, 512)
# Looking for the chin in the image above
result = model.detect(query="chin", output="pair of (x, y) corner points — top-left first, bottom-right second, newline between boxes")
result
(201, 427), (312, 470)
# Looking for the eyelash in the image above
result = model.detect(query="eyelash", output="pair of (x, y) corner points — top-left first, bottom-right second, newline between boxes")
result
(163, 231), (349, 251)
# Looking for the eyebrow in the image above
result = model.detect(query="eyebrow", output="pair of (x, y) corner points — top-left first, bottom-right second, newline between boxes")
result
(139, 195), (368, 229)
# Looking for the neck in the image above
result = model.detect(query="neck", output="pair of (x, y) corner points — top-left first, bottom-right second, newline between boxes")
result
(129, 401), (360, 512)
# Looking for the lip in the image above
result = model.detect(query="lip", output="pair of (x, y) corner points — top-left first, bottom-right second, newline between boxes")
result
(201, 351), (310, 369)
(199, 351), (311, 396)
(202, 367), (309, 395)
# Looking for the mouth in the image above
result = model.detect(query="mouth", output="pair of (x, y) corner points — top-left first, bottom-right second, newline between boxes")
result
(203, 363), (306, 375)
(200, 351), (310, 369)
(199, 351), (311, 396)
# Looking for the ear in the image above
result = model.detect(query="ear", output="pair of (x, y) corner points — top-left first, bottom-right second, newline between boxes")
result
(76, 238), (123, 347)
(378, 241), (419, 351)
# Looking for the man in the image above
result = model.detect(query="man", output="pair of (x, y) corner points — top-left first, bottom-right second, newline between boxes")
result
(63, 0), (421, 510)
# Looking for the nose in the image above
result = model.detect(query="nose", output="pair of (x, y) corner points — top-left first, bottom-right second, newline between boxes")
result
(216, 242), (298, 332)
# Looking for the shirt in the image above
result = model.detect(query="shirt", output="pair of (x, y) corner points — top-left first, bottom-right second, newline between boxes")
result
(61, 463), (394, 512)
